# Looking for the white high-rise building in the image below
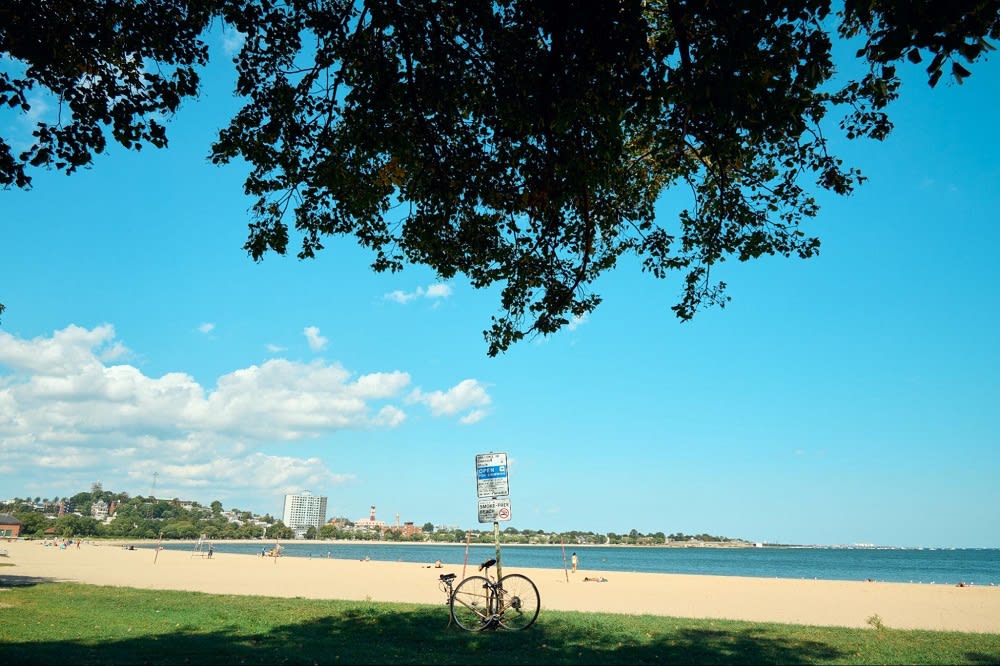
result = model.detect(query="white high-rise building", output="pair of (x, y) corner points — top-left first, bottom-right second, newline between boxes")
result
(282, 491), (327, 538)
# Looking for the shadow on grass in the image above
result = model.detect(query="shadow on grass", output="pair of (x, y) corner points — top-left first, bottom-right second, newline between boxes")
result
(1, 603), (849, 666)
(0, 574), (58, 588)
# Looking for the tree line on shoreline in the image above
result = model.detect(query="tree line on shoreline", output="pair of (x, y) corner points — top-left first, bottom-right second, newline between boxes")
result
(2, 487), (746, 546)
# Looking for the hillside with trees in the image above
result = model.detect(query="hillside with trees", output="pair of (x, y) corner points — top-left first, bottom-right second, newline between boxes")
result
(2, 486), (746, 545)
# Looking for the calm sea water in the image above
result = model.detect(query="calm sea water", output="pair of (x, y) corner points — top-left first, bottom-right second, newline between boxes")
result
(153, 542), (1000, 586)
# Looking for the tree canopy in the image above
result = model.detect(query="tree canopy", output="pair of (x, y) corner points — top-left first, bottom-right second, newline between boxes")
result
(2, 1), (997, 353)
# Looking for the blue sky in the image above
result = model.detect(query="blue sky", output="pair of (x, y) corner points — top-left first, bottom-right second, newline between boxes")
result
(1, 28), (997, 548)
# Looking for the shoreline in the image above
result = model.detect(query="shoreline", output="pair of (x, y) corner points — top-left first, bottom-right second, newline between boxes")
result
(50, 537), (999, 588)
(2, 539), (997, 633)
(71, 537), (760, 548)
(41, 537), (997, 552)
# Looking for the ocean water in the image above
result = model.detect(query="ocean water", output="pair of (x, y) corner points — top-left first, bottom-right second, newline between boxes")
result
(153, 542), (1000, 586)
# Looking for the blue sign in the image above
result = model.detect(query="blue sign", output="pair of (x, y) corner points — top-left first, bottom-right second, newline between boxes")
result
(475, 452), (509, 499)
(477, 465), (507, 480)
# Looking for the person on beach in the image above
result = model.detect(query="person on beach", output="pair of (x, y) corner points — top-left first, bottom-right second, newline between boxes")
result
(207, 544), (214, 559)
(571, 552), (578, 573)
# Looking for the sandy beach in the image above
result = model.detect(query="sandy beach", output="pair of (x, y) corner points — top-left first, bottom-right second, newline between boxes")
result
(1, 539), (997, 633)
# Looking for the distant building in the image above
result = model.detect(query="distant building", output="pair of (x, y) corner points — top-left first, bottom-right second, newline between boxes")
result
(154, 498), (199, 510)
(282, 491), (327, 539)
(91, 500), (109, 520)
(354, 505), (386, 532)
(0, 514), (22, 538)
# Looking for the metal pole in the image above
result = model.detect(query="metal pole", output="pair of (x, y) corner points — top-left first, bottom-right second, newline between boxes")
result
(493, 520), (502, 580)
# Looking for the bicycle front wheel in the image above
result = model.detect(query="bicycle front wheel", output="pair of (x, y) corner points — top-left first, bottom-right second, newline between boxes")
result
(450, 575), (493, 631)
(496, 573), (540, 630)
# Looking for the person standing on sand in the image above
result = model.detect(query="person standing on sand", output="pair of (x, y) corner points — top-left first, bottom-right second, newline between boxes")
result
(571, 552), (578, 573)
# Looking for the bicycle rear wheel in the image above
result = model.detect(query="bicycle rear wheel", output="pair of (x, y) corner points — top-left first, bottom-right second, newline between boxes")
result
(496, 573), (540, 630)
(450, 575), (493, 631)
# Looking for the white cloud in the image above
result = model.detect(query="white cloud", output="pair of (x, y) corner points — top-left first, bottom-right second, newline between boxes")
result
(23, 93), (51, 125)
(384, 283), (453, 304)
(385, 289), (418, 304)
(198, 323), (215, 334)
(459, 409), (487, 425)
(0, 325), (489, 507)
(266, 343), (286, 353)
(408, 378), (491, 422)
(220, 26), (246, 56)
(0, 324), (120, 375)
(374, 405), (406, 427)
(5, 92), (54, 153)
(304, 326), (328, 352)
(424, 283), (452, 299)
(99, 341), (131, 362)
(567, 313), (588, 331)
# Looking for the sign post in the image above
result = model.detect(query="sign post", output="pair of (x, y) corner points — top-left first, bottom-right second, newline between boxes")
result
(476, 452), (510, 581)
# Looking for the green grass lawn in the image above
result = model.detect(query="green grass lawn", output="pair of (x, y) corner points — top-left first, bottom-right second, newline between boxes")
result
(1, 581), (997, 665)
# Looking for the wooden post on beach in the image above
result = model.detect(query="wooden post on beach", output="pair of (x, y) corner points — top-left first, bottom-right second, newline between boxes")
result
(493, 521), (503, 581)
(154, 531), (163, 564)
(462, 531), (471, 580)
(560, 539), (569, 582)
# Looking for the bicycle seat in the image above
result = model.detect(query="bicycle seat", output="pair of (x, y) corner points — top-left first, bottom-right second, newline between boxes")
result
(479, 558), (497, 571)
(439, 573), (456, 582)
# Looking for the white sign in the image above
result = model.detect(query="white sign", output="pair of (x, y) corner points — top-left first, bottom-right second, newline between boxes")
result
(478, 497), (512, 523)
(475, 452), (509, 499)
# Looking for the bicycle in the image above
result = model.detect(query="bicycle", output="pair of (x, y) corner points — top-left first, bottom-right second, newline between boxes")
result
(438, 558), (540, 631)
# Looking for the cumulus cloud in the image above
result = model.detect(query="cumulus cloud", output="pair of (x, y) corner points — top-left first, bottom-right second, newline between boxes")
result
(220, 26), (246, 56)
(0, 324), (121, 375)
(266, 343), (286, 353)
(0, 325), (489, 507)
(385, 290), (418, 304)
(459, 409), (488, 425)
(304, 326), (328, 352)
(424, 284), (452, 298)
(23, 93), (52, 125)
(408, 378), (491, 422)
(198, 323), (215, 334)
(384, 283), (453, 304)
